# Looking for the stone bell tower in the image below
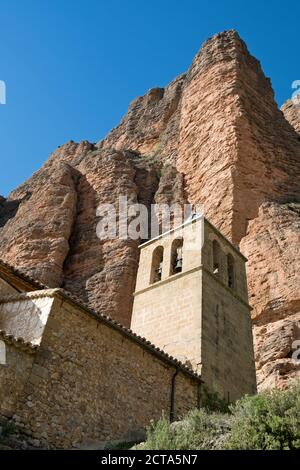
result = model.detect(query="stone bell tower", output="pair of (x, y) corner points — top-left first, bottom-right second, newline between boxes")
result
(131, 216), (257, 401)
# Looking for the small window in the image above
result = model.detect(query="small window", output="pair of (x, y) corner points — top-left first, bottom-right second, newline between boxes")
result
(150, 246), (164, 284)
(212, 240), (221, 275)
(227, 254), (235, 289)
(170, 238), (183, 275)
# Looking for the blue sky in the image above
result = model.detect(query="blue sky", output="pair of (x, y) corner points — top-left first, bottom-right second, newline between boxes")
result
(0, 0), (299, 196)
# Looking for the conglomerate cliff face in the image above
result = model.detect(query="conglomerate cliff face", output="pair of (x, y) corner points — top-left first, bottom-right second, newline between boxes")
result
(0, 30), (299, 389)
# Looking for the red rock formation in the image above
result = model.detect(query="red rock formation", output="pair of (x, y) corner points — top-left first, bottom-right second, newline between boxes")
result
(240, 202), (300, 389)
(100, 76), (185, 162)
(0, 161), (79, 287)
(0, 30), (299, 387)
(62, 148), (160, 326)
(177, 33), (300, 245)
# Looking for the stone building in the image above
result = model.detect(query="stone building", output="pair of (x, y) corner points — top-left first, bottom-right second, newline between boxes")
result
(0, 259), (201, 449)
(0, 216), (256, 449)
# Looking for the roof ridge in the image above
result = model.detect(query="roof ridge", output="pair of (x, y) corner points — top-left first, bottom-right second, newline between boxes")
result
(0, 329), (38, 353)
(0, 258), (49, 290)
(0, 288), (60, 304)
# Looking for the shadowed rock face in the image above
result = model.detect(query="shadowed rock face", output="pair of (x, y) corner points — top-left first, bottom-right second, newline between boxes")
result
(0, 196), (22, 228)
(0, 30), (300, 387)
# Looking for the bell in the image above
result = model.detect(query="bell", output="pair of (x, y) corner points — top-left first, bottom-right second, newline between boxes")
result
(155, 263), (163, 281)
(174, 257), (182, 273)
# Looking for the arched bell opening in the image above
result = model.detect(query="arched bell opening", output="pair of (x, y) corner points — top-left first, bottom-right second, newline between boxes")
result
(170, 238), (183, 275)
(150, 246), (164, 284)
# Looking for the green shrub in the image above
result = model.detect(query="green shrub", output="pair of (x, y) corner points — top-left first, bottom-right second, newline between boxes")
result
(226, 382), (300, 450)
(139, 409), (231, 450)
(200, 388), (230, 413)
(138, 382), (300, 450)
(141, 415), (177, 450)
(136, 154), (157, 165)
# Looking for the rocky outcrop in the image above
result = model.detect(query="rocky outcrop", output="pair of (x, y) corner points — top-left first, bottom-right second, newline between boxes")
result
(103, 32), (300, 246)
(0, 30), (299, 387)
(178, 33), (300, 245)
(240, 202), (300, 389)
(254, 314), (300, 390)
(100, 76), (185, 162)
(62, 149), (160, 326)
(0, 162), (79, 287)
(282, 100), (300, 133)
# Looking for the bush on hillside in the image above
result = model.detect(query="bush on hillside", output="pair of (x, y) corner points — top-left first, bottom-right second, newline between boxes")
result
(226, 382), (300, 450)
(138, 409), (231, 450)
(137, 381), (300, 450)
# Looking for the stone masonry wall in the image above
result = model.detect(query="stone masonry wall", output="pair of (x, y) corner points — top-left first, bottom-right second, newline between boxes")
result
(199, 221), (256, 400)
(132, 269), (203, 368)
(201, 269), (257, 401)
(0, 340), (36, 419)
(12, 295), (200, 449)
